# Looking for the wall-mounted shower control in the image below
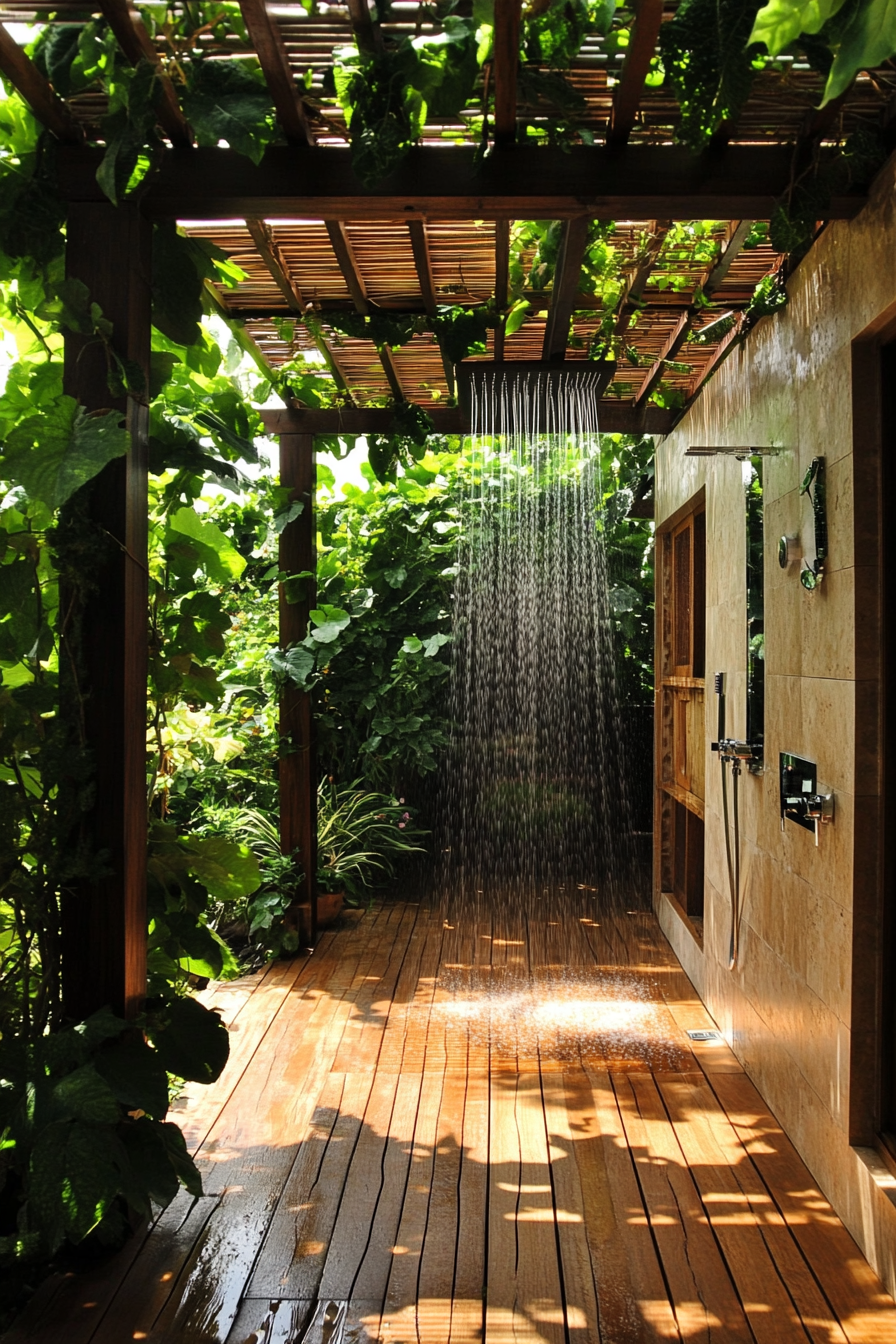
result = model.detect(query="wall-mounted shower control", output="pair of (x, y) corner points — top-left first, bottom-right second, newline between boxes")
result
(799, 458), (827, 591)
(780, 752), (834, 846)
(778, 534), (801, 569)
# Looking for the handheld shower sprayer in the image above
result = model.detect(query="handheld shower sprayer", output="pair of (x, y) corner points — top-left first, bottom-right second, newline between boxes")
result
(711, 672), (743, 970)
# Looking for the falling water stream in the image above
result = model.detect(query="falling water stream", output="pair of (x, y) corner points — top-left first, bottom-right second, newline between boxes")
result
(436, 369), (644, 993)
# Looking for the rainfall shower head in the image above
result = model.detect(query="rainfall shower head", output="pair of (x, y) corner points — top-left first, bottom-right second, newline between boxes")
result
(455, 361), (617, 435)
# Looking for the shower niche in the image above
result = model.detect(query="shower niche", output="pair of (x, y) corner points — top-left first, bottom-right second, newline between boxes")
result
(656, 492), (706, 932)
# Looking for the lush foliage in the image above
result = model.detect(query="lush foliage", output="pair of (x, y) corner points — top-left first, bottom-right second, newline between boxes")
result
(749, 0), (896, 105)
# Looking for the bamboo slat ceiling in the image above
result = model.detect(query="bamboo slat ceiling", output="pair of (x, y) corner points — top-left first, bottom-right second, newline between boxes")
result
(1, 1), (895, 421)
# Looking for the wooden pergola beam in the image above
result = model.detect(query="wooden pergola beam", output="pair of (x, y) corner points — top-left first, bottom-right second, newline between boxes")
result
(98, 0), (192, 146)
(542, 217), (590, 362)
(238, 0), (313, 146)
(278, 432), (317, 950)
(493, 0), (522, 147)
(261, 402), (675, 435)
(57, 144), (863, 220)
(347, 0), (383, 57)
(326, 220), (405, 401)
(0, 22), (84, 143)
(685, 316), (744, 405)
(607, 0), (664, 148)
(634, 218), (752, 407)
(494, 219), (510, 363)
(408, 219), (455, 393)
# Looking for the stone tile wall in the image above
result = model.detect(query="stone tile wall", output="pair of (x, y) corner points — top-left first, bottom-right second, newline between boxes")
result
(654, 153), (896, 1293)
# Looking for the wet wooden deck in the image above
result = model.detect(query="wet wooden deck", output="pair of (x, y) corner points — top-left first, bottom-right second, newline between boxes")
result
(10, 902), (896, 1344)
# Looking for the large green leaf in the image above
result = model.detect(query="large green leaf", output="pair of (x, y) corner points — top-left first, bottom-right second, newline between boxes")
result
(27, 1120), (121, 1250)
(165, 506), (247, 584)
(51, 1064), (120, 1126)
(117, 1116), (180, 1213)
(749, 0), (847, 54)
(2, 396), (128, 511)
(181, 59), (277, 164)
(94, 1037), (170, 1121)
(178, 834), (261, 901)
(152, 222), (205, 347)
(823, 0), (896, 102)
(146, 997), (229, 1085)
(309, 605), (351, 644)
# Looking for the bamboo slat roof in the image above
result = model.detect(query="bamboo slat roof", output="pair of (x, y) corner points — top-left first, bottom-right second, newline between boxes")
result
(1, 0), (895, 425)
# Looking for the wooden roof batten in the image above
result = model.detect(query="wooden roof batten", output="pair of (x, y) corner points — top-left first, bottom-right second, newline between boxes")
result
(408, 219), (456, 395)
(0, 21), (83, 143)
(244, 218), (353, 395)
(238, 0), (315, 146)
(97, 0), (192, 147)
(326, 219), (406, 402)
(542, 217), (591, 362)
(606, 0), (664, 148)
(633, 218), (754, 408)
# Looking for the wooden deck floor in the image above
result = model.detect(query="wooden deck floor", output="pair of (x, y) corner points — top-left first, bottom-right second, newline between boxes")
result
(10, 901), (896, 1344)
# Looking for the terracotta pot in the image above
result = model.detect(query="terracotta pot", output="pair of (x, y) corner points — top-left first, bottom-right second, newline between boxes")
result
(316, 891), (345, 928)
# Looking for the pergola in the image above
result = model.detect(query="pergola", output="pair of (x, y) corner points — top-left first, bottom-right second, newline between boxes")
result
(0, 0), (893, 1022)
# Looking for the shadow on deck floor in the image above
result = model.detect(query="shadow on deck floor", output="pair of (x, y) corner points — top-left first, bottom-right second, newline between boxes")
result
(6, 902), (896, 1344)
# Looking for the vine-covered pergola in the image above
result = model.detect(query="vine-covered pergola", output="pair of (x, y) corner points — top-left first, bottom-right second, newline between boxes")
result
(0, 0), (892, 1024)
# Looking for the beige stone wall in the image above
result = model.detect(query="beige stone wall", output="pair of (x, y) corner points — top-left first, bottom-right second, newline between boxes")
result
(654, 154), (896, 1292)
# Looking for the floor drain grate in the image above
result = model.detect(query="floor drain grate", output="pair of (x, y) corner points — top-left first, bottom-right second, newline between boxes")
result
(686, 1029), (724, 1043)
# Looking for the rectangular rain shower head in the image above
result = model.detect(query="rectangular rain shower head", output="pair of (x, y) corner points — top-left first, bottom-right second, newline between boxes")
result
(455, 361), (617, 435)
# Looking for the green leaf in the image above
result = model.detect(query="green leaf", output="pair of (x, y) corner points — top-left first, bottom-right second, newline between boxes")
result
(823, 0), (896, 102)
(179, 834), (261, 901)
(152, 223), (205, 347)
(147, 997), (230, 1085)
(157, 1120), (203, 1198)
(749, 0), (847, 54)
(505, 299), (530, 337)
(118, 1116), (179, 1213)
(383, 565), (407, 588)
(51, 1065), (120, 1126)
(281, 644), (317, 686)
(2, 397), (128, 510)
(309, 605), (351, 643)
(165, 507), (247, 584)
(94, 1037), (170, 1121)
(28, 1121), (121, 1250)
(181, 58), (277, 164)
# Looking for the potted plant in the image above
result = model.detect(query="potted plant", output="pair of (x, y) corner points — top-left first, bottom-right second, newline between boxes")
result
(315, 779), (427, 925)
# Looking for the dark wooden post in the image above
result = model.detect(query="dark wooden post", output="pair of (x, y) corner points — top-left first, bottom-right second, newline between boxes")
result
(278, 434), (317, 947)
(60, 201), (152, 1021)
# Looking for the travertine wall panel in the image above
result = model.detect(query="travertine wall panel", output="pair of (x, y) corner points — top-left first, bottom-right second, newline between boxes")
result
(655, 151), (896, 1290)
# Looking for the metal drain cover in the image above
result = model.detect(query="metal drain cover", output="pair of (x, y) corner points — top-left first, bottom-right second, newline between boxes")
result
(686, 1029), (724, 1043)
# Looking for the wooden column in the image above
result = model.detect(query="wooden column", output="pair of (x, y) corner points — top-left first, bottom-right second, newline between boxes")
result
(279, 434), (317, 947)
(61, 202), (152, 1021)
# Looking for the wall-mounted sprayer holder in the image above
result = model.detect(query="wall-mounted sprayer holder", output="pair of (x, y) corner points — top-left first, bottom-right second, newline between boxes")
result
(798, 457), (827, 590)
(779, 752), (834, 846)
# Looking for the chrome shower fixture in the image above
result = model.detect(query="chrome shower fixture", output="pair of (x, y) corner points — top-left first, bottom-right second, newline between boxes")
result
(685, 445), (782, 458)
(455, 361), (617, 434)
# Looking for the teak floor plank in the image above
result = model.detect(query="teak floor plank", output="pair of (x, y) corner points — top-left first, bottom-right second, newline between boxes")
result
(450, 1065), (488, 1344)
(317, 1069), (402, 1300)
(577, 1067), (680, 1343)
(332, 903), (420, 1074)
(613, 1070), (753, 1343)
(248, 1072), (376, 1300)
(88, 1194), (221, 1344)
(418, 1065), (467, 1307)
(709, 1072), (896, 1344)
(352, 1068), (428, 1301)
(647, 1072), (811, 1344)
(513, 1069), (566, 1344)
(223, 1297), (314, 1344)
(380, 1064), (447, 1342)
(539, 1066), (600, 1344)
(484, 1071), (528, 1344)
(657, 1072), (848, 1344)
(376, 905), (435, 1073)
